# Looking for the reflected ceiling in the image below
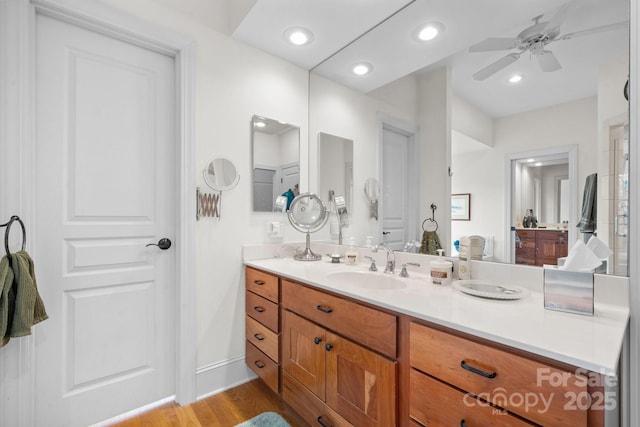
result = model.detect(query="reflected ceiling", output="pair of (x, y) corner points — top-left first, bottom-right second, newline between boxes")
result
(232, 0), (628, 118)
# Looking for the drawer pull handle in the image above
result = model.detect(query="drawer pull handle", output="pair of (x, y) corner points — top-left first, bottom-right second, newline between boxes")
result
(460, 420), (468, 427)
(253, 280), (265, 286)
(317, 416), (333, 427)
(253, 306), (265, 313)
(460, 360), (497, 379)
(314, 337), (322, 345)
(316, 305), (333, 314)
(254, 360), (265, 369)
(253, 333), (265, 341)
(325, 343), (334, 351)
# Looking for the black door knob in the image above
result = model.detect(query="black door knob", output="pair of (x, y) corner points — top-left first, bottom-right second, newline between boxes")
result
(146, 238), (172, 250)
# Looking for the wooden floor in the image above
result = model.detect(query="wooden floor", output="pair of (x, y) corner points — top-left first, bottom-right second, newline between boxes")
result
(110, 380), (307, 427)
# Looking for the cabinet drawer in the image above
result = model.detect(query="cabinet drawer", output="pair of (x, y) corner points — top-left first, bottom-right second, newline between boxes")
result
(246, 267), (279, 303)
(410, 369), (534, 427)
(246, 290), (279, 332)
(410, 322), (587, 426)
(246, 316), (279, 362)
(282, 280), (397, 358)
(282, 371), (353, 427)
(246, 341), (279, 394)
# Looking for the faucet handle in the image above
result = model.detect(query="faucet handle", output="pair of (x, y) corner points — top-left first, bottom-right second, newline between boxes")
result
(399, 262), (421, 278)
(364, 256), (377, 272)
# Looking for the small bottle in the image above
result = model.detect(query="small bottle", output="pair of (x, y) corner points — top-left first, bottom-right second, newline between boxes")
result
(458, 236), (471, 280)
(430, 249), (453, 285)
(345, 238), (359, 265)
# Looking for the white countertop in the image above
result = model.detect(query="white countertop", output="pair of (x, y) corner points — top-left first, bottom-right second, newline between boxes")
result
(245, 257), (629, 376)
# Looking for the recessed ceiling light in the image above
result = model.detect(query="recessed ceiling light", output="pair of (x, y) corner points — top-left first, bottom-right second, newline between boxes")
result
(535, 162), (543, 167)
(526, 158), (535, 163)
(284, 27), (314, 46)
(414, 22), (445, 41)
(255, 121), (266, 128)
(352, 63), (373, 76)
(508, 74), (524, 83)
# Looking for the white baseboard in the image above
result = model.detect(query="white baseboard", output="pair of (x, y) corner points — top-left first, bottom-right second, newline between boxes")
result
(196, 355), (257, 400)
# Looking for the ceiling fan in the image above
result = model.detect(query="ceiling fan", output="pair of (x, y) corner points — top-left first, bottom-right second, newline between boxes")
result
(469, 3), (628, 81)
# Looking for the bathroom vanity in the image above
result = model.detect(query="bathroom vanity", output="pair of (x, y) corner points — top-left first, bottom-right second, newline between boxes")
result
(515, 229), (569, 266)
(244, 254), (628, 427)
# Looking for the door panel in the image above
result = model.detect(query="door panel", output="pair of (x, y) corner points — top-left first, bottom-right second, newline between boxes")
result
(325, 332), (397, 427)
(382, 127), (409, 250)
(35, 14), (176, 426)
(282, 310), (326, 399)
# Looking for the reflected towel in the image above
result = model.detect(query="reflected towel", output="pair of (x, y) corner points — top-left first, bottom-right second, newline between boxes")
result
(419, 230), (442, 255)
(0, 251), (48, 348)
(577, 173), (597, 233)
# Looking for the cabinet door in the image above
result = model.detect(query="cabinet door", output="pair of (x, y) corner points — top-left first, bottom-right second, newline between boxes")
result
(326, 332), (397, 427)
(536, 230), (567, 266)
(282, 310), (326, 399)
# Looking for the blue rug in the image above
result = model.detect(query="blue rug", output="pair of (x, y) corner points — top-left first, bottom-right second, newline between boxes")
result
(235, 412), (291, 427)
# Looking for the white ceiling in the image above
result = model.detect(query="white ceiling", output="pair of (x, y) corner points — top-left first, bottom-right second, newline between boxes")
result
(231, 0), (629, 118)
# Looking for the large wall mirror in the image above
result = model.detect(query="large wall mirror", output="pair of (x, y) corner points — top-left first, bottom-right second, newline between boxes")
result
(251, 115), (300, 212)
(306, 0), (630, 275)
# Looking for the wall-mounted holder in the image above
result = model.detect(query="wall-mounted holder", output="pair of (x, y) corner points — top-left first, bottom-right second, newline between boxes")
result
(197, 157), (239, 220)
(364, 178), (379, 220)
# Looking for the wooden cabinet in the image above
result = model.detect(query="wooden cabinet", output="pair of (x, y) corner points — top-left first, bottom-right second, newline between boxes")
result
(245, 265), (609, 427)
(282, 281), (397, 427)
(409, 321), (602, 427)
(516, 229), (568, 266)
(245, 267), (281, 393)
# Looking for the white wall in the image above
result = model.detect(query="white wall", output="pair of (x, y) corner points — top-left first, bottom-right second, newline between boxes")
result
(452, 97), (597, 262)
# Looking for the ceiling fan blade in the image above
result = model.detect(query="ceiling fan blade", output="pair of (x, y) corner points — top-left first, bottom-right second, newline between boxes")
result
(472, 53), (520, 81)
(559, 21), (629, 41)
(544, 2), (572, 31)
(537, 50), (562, 72)
(469, 37), (521, 52)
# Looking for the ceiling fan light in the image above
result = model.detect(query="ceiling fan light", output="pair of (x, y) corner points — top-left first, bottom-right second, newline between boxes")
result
(352, 63), (373, 76)
(284, 27), (314, 46)
(509, 74), (524, 83)
(415, 22), (445, 41)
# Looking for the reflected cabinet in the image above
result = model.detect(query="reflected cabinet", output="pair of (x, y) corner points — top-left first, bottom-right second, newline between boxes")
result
(516, 229), (568, 266)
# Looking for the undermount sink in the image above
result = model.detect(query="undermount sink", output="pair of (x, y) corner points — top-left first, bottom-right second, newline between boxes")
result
(326, 270), (407, 290)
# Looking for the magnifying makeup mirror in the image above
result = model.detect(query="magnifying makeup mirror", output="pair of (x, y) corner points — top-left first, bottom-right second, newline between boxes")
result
(287, 193), (329, 261)
(203, 158), (240, 192)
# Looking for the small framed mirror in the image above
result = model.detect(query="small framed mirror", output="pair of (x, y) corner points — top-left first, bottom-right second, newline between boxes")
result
(203, 158), (240, 192)
(252, 115), (300, 212)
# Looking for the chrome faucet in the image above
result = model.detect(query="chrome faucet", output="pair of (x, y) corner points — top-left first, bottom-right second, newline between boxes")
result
(372, 244), (395, 274)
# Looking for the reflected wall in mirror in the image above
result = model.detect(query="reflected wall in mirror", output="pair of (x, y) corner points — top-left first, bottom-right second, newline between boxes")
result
(251, 115), (300, 212)
(318, 132), (354, 213)
(308, 0), (629, 275)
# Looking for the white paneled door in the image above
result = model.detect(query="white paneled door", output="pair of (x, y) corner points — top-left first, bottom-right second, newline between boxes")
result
(382, 126), (410, 250)
(34, 14), (176, 427)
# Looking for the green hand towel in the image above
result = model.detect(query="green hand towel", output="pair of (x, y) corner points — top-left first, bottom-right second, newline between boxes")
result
(0, 256), (16, 347)
(10, 251), (48, 338)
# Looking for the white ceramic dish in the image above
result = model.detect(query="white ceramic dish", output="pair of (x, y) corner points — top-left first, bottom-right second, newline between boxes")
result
(454, 280), (528, 300)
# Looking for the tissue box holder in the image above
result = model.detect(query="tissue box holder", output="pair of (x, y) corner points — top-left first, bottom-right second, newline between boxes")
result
(544, 266), (594, 316)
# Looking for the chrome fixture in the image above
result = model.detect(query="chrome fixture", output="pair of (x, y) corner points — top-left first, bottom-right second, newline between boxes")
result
(399, 262), (421, 278)
(372, 244), (395, 274)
